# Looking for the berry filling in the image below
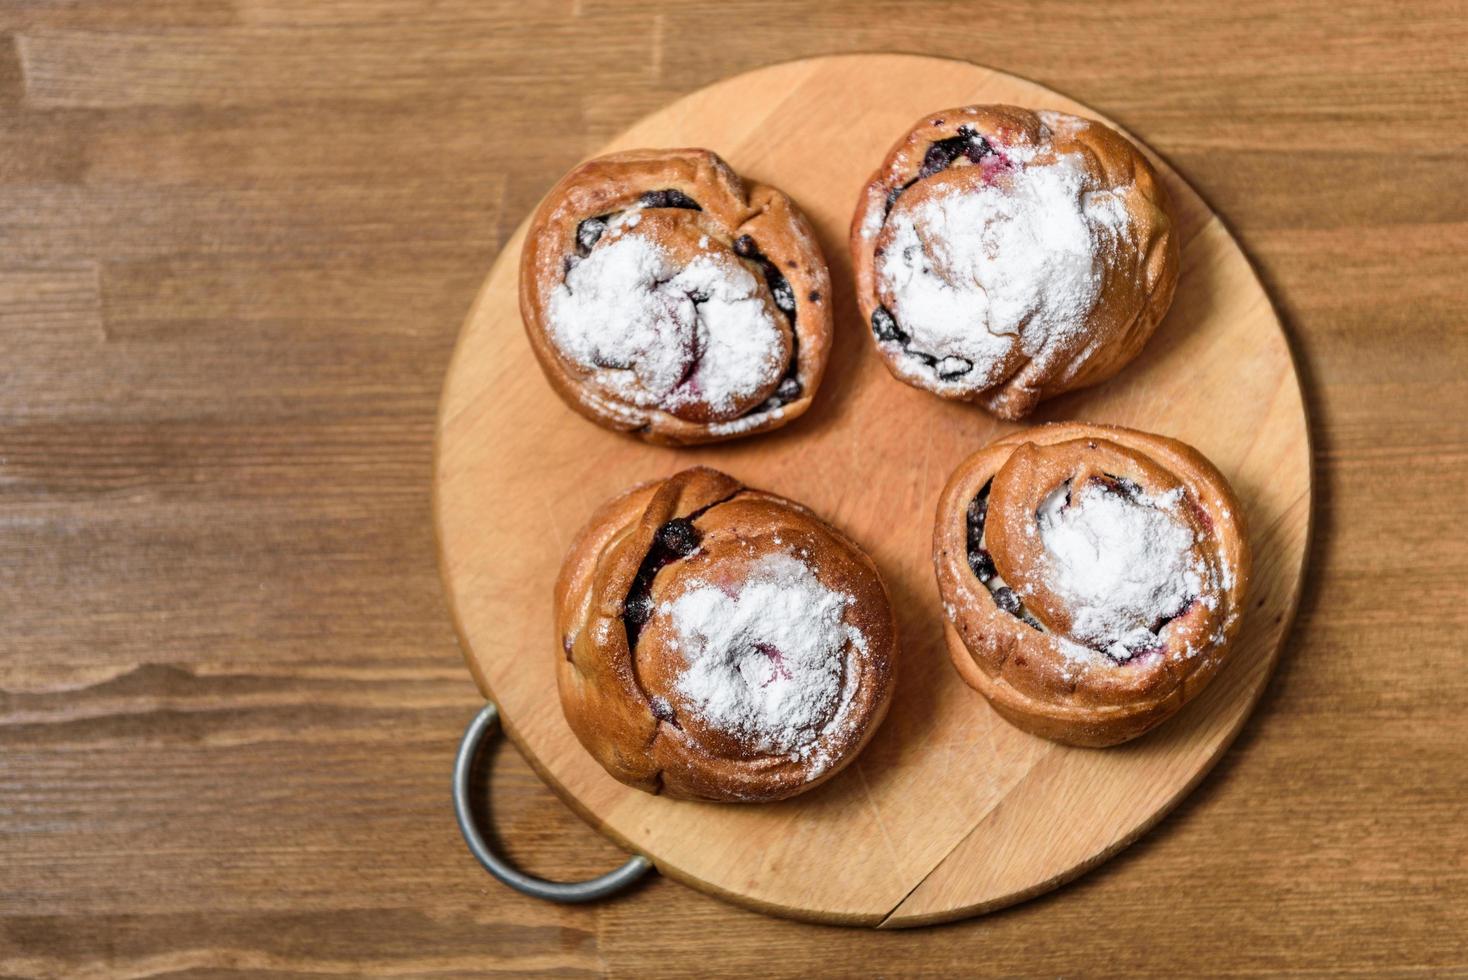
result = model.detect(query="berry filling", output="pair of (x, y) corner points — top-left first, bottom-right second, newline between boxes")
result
(871, 305), (906, 344)
(639, 188), (702, 211)
(655, 516), (701, 556)
(575, 214), (614, 256)
(623, 517), (703, 647)
(883, 126), (996, 216)
(920, 130), (995, 177)
(869, 303), (977, 381)
(648, 695), (678, 725)
(992, 585), (1023, 617)
(964, 480), (994, 583)
(732, 235), (798, 319)
(754, 642), (794, 685)
(574, 189), (700, 259)
(732, 234), (803, 409)
(1095, 472), (1143, 500)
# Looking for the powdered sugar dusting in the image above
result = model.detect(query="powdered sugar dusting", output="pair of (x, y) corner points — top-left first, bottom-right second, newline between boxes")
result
(1038, 482), (1204, 660)
(1035, 109), (1088, 138)
(547, 231), (785, 415)
(859, 203), (884, 240)
(661, 552), (864, 768)
(705, 404), (784, 437)
(876, 152), (1132, 390)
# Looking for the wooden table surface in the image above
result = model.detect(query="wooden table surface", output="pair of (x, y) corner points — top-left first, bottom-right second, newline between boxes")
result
(1, 1), (1463, 976)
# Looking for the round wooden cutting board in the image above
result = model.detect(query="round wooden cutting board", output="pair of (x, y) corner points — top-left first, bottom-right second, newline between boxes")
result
(435, 54), (1311, 927)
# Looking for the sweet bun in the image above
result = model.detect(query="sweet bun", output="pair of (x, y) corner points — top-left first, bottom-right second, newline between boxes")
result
(557, 467), (897, 801)
(851, 106), (1179, 419)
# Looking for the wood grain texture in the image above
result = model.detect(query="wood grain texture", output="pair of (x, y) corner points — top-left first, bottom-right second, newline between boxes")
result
(436, 55), (1310, 927)
(1, 0), (1464, 975)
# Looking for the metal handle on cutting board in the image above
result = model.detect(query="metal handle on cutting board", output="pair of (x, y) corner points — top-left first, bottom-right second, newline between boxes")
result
(453, 702), (653, 903)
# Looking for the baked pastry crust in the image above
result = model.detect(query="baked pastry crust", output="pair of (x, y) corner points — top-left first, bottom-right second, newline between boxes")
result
(521, 148), (832, 445)
(933, 423), (1250, 747)
(850, 106), (1179, 420)
(556, 467), (897, 801)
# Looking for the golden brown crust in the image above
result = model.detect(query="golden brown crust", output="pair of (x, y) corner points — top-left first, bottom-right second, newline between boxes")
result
(521, 149), (832, 445)
(849, 106), (1180, 420)
(932, 423), (1250, 746)
(556, 467), (897, 801)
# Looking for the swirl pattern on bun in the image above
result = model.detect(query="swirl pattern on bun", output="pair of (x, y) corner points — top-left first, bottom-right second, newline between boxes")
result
(934, 423), (1250, 746)
(522, 149), (832, 444)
